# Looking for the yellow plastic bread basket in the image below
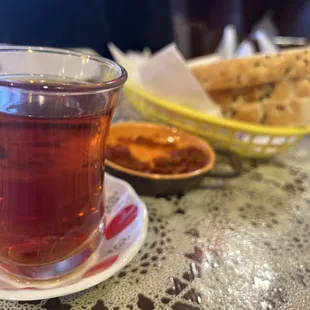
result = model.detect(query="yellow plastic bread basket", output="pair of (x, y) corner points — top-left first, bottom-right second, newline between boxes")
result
(124, 80), (310, 158)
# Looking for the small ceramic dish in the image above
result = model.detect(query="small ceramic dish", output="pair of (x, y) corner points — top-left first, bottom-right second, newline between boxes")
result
(105, 122), (239, 196)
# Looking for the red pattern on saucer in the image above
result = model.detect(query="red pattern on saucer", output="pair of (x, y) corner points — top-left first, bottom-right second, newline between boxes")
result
(105, 204), (138, 240)
(83, 255), (119, 278)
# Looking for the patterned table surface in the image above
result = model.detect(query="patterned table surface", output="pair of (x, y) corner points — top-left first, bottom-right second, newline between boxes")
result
(4, 99), (310, 310)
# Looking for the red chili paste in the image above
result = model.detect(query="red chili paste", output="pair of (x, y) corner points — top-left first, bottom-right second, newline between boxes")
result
(106, 136), (208, 174)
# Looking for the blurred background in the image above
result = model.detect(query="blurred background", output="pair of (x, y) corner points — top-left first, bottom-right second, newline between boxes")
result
(0, 0), (309, 59)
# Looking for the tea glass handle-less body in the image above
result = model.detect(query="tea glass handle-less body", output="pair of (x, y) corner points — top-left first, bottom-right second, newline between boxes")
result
(0, 47), (127, 280)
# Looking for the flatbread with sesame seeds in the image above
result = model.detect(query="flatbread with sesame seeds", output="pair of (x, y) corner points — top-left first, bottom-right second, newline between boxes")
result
(207, 78), (310, 126)
(191, 48), (310, 91)
(190, 48), (310, 126)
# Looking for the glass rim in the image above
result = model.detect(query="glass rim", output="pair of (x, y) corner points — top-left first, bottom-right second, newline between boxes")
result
(0, 46), (128, 94)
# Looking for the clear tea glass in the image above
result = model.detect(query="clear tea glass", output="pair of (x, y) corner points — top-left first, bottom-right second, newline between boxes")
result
(0, 47), (127, 279)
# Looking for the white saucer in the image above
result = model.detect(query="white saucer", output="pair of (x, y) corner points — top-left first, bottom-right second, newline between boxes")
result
(0, 174), (148, 301)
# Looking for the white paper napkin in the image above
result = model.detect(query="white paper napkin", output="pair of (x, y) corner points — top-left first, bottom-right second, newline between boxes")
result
(109, 43), (222, 117)
(235, 39), (255, 58)
(139, 44), (221, 116)
(215, 24), (279, 59)
(108, 43), (150, 84)
(253, 30), (279, 54)
(216, 25), (238, 60)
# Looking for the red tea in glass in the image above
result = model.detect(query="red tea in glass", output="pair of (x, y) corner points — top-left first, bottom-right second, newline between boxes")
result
(0, 47), (127, 279)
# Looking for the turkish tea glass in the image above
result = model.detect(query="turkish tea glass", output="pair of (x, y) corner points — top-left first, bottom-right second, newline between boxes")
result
(0, 46), (127, 279)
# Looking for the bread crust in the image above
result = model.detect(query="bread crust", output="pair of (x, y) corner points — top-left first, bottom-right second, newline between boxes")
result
(205, 78), (310, 127)
(192, 48), (310, 91)
(230, 100), (305, 126)
(209, 78), (310, 104)
(222, 98), (310, 127)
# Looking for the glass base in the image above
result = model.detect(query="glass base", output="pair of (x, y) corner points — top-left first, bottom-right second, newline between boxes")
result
(0, 227), (104, 280)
